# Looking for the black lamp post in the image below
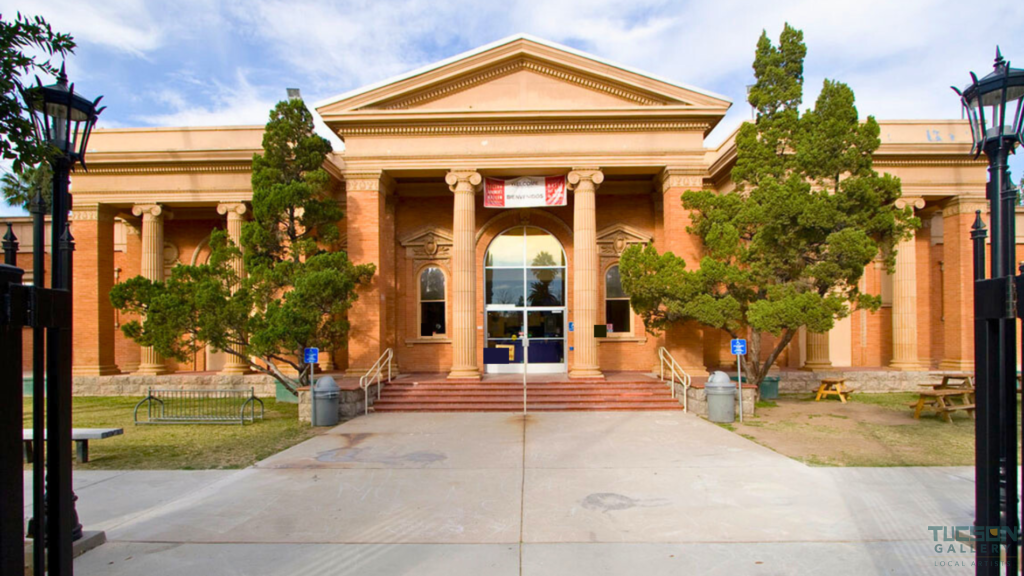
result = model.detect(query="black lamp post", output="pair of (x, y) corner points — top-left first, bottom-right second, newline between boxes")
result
(20, 64), (104, 576)
(953, 48), (1023, 576)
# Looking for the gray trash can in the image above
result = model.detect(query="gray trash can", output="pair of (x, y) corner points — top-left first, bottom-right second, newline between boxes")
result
(312, 376), (340, 427)
(706, 371), (736, 424)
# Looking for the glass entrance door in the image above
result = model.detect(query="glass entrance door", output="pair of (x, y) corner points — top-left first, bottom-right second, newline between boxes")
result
(484, 226), (567, 374)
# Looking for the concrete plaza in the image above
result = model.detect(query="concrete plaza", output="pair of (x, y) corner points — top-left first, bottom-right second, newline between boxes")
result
(37, 412), (978, 575)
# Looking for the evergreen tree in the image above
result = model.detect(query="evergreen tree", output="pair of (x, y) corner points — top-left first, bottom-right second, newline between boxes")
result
(111, 99), (374, 393)
(619, 24), (917, 387)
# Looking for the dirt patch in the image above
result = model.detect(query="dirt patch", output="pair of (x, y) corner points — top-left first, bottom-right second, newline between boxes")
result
(732, 393), (998, 467)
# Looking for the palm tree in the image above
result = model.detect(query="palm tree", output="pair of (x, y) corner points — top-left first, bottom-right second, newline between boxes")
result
(1, 163), (51, 211)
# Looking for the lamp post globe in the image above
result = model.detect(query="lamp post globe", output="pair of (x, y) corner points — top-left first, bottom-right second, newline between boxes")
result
(21, 63), (105, 167)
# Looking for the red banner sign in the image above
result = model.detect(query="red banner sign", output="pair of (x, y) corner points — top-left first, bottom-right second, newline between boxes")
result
(484, 176), (566, 208)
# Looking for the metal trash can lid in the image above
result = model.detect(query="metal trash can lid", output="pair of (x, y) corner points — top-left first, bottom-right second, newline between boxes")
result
(313, 375), (340, 394)
(706, 371), (733, 387)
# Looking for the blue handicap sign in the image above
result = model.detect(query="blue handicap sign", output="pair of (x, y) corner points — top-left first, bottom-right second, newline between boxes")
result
(568, 321), (575, 332)
(304, 347), (319, 364)
(730, 339), (747, 355)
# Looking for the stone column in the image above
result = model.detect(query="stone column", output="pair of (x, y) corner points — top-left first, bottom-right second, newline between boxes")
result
(217, 202), (250, 375)
(446, 170), (481, 379)
(132, 203), (170, 375)
(803, 331), (832, 370)
(119, 221), (143, 372)
(71, 204), (120, 375)
(890, 197), (925, 370)
(660, 169), (709, 376)
(568, 169), (604, 379)
(939, 196), (988, 371)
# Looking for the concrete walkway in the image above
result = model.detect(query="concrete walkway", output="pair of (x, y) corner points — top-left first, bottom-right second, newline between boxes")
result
(62, 412), (976, 575)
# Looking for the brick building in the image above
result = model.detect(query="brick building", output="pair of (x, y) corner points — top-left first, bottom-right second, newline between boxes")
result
(6, 35), (998, 392)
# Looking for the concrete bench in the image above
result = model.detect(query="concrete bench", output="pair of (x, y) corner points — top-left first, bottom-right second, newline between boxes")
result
(23, 428), (123, 463)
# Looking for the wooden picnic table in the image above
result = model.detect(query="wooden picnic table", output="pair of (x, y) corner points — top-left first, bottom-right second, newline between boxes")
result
(918, 374), (974, 390)
(814, 377), (854, 403)
(910, 386), (975, 423)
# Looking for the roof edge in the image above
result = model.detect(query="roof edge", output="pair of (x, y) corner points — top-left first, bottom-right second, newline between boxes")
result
(314, 33), (732, 111)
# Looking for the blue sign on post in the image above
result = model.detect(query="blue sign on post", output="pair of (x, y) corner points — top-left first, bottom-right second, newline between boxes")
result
(730, 339), (747, 355)
(304, 347), (319, 364)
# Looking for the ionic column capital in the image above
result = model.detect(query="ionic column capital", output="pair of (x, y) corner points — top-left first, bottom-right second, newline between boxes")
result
(217, 202), (248, 218)
(567, 168), (604, 191)
(894, 196), (925, 211)
(132, 203), (173, 220)
(445, 170), (482, 193)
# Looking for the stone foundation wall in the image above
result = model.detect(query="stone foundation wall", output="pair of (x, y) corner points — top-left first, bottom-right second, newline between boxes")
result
(679, 383), (756, 418)
(72, 373), (278, 397)
(298, 383), (381, 424)
(775, 370), (949, 393)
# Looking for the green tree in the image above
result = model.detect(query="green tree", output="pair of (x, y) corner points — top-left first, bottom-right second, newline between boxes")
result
(111, 99), (375, 393)
(1, 162), (51, 210)
(0, 12), (75, 171)
(619, 24), (917, 388)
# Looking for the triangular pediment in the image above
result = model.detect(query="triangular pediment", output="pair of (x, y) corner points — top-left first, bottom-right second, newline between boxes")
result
(317, 35), (730, 119)
(597, 224), (652, 257)
(364, 58), (672, 111)
(400, 226), (454, 260)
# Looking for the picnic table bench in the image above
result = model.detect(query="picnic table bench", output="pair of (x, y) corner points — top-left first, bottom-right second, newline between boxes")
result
(23, 428), (123, 463)
(910, 389), (975, 423)
(814, 377), (855, 403)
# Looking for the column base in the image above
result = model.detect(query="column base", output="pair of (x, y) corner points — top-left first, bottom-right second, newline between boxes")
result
(938, 359), (974, 372)
(219, 365), (251, 376)
(72, 365), (121, 376)
(569, 367), (604, 380)
(802, 362), (834, 371)
(135, 364), (168, 376)
(448, 367), (481, 380)
(889, 360), (924, 371)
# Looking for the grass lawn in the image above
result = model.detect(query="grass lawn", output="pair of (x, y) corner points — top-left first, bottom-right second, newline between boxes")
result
(731, 391), (1021, 467)
(23, 396), (319, 470)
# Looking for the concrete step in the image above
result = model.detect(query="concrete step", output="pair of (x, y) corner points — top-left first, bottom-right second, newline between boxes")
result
(373, 402), (683, 412)
(380, 385), (675, 393)
(382, 381), (663, 389)
(375, 395), (678, 405)
(373, 376), (681, 412)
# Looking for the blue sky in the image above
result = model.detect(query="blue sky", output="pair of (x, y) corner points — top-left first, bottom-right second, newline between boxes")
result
(2, 0), (1023, 216)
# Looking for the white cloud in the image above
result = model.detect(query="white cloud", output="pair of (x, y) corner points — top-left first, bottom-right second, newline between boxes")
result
(140, 69), (274, 126)
(2, 0), (167, 57)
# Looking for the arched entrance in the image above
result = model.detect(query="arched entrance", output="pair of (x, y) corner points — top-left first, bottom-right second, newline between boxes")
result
(484, 226), (567, 374)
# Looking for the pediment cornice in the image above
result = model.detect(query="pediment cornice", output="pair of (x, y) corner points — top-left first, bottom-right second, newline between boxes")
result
(317, 37), (731, 134)
(367, 56), (672, 111)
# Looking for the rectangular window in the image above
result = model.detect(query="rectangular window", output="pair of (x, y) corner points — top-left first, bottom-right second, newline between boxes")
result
(421, 301), (446, 337)
(606, 300), (631, 333)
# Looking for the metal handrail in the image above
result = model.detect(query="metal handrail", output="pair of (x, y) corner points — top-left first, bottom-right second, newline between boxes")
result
(657, 347), (691, 412)
(360, 348), (394, 415)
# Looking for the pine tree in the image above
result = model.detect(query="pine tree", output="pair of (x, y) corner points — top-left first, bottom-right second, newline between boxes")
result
(619, 24), (917, 387)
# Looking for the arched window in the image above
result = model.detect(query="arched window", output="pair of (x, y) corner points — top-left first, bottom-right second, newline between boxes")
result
(605, 264), (631, 334)
(419, 266), (446, 337)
